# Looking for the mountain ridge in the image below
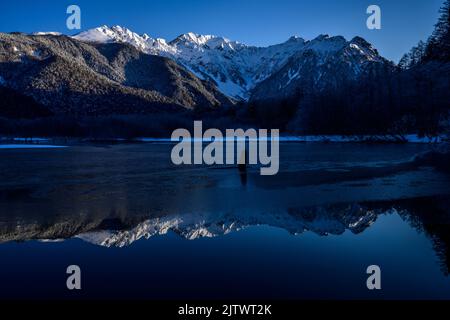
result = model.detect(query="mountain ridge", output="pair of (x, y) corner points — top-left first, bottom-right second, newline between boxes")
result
(0, 32), (233, 116)
(73, 26), (388, 100)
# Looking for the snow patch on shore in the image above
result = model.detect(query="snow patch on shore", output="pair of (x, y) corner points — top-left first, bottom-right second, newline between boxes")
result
(0, 144), (67, 149)
(135, 134), (447, 144)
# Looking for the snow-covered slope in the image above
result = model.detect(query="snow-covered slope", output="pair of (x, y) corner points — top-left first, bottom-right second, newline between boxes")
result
(73, 26), (386, 100)
(32, 32), (62, 36)
(0, 32), (233, 114)
(74, 26), (306, 99)
(250, 35), (390, 101)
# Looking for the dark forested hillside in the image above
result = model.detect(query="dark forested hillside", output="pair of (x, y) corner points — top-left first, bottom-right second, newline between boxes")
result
(0, 86), (52, 118)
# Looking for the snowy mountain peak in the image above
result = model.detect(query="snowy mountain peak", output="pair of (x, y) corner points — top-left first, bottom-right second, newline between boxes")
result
(286, 35), (305, 43)
(347, 36), (381, 62)
(71, 26), (385, 100)
(350, 36), (372, 47)
(306, 35), (347, 52)
(314, 34), (330, 41)
(174, 32), (214, 45)
(73, 25), (153, 51)
(32, 32), (62, 36)
(170, 32), (240, 51)
(250, 33), (388, 101)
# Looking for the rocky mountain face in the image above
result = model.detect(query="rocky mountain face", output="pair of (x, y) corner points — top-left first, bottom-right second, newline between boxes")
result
(74, 26), (310, 100)
(74, 26), (390, 101)
(0, 32), (232, 116)
(250, 36), (391, 102)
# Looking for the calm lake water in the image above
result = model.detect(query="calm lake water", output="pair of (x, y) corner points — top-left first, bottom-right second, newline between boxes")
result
(0, 142), (450, 299)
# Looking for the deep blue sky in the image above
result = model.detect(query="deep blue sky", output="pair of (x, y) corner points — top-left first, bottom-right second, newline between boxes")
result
(0, 0), (444, 62)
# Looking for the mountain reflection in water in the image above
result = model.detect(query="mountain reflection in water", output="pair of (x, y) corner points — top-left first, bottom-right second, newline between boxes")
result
(0, 143), (450, 299)
(0, 197), (449, 273)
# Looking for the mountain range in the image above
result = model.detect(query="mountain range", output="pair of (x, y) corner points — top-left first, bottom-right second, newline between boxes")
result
(0, 26), (390, 115)
(0, 19), (448, 137)
(0, 30), (234, 117)
(0, 202), (381, 246)
(73, 25), (390, 101)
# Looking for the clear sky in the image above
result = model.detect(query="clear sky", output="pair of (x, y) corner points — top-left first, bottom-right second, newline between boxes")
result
(0, 0), (445, 62)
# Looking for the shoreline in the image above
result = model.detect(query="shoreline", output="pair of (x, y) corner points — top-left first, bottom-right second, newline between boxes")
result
(0, 134), (448, 146)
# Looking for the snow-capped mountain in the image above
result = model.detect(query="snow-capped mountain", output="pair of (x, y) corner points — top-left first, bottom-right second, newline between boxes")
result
(73, 25), (174, 53)
(76, 204), (382, 248)
(0, 32), (233, 116)
(0, 201), (387, 247)
(250, 36), (391, 102)
(73, 26), (387, 100)
(32, 32), (62, 36)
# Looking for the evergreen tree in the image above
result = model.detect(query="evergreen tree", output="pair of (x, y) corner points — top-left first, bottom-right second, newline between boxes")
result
(398, 52), (411, 70)
(425, 0), (450, 61)
(398, 41), (426, 69)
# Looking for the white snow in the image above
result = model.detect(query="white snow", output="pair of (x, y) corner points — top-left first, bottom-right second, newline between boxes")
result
(134, 134), (447, 144)
(74, 25), (160, 52)
(350, 43), (361, 51)
(32, 32), (62, 36)
(11, 137), (50, 142)
(73, 27), (113, 43)
(30, 49), (42, 58)
(348, 38), (380, 62)
(76, 230), (114, 245)
(286, 67), (301, 86)
(0, 144), (67, 149)
(215, 78), (248, 100)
